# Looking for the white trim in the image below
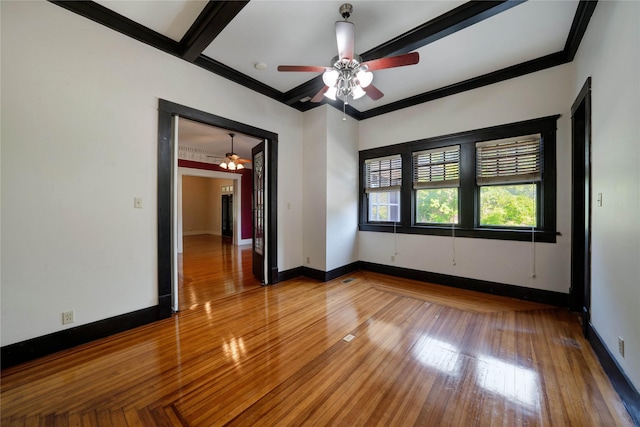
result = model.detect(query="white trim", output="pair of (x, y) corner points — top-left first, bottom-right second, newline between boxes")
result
(171, 116), (179, 312)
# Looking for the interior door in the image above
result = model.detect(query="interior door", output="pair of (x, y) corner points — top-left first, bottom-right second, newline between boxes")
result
(252, 141), (265, 282)
(221, 194), (233, 237)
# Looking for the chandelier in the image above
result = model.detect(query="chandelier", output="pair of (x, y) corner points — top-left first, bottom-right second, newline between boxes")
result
(219, 133), (244, 171)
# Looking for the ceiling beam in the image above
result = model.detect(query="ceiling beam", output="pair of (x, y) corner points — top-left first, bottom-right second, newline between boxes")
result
(361, 0), (524, 61)
(194, 56), (284, 102)
(563, 0), (598, 62)
(280, 0), (525, 107)
(180, 1), (250, 62)
(49, 1), (180, 55)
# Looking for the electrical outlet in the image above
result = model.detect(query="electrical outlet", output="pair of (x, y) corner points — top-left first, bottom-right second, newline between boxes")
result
(391, 255), (395, 262)
(618, 337), (625, 357)
(62, 310), (75, 325)
(306, 256), (310, 264)
(134, 197), (143, 209)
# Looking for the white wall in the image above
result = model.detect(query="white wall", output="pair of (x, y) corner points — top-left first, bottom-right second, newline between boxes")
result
(573, 0), (640, 391)
(326, 107), (359, 271)
(358, 64), (573, 293)
(302, 107), (328, 270)
(301, 106), (359, 273)
(0, 1), (304, 346)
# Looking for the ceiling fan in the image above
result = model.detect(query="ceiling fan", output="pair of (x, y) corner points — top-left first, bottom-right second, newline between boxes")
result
(278, 3), (419, 106)
(218, 133), (250, 171)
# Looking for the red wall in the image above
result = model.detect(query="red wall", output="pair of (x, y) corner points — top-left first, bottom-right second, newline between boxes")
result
(178, 160), (253, 240)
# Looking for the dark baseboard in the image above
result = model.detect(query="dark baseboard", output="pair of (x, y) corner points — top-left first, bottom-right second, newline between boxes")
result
(359, 261), (569, 307)
(325, 262), (360, 281)
(301, 266), (329, 282)
(278, 266), (304, 282)
(1, 305), (160, 370)
(588, 323), (640, 426)
(301, 262), (360, 283)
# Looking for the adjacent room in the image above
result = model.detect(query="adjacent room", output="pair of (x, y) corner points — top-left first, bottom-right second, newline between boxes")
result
(1, 1), (638, 425)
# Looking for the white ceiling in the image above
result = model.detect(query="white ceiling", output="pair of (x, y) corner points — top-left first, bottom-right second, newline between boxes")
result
(178, 118), (262, 162)
(86, 0), (581, 151)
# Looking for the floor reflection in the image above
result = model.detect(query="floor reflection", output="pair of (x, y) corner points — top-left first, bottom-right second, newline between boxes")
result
(413, 336), (461, 375)
(222, 336), (247, 366)
(475, 355), (540, 409)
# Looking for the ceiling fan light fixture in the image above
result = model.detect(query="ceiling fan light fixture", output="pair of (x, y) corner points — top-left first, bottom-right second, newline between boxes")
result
(356, 69), (373, 88)
(322, 69), (339, 87)
(228, 161), (236, 171)
(220, 162), (228, 169)
(324, 85), (338, 100)
(237, 163), (244, 170)
(352, 84), (366, 99)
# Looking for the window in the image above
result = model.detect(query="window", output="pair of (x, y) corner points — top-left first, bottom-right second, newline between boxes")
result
(364, 155), (401, 222)
(476, 135), (541, 228)
(359, 115), (558, 242)
(413, 146), (460, 224)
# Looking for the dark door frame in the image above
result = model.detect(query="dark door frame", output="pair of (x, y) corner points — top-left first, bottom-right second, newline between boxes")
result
(157, 99), (279, 317)
(570, 77), (592, 336)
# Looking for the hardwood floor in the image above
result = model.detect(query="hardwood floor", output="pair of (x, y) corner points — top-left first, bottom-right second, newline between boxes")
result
(1, 237), (633, 426)
(178, 235), (261, 310)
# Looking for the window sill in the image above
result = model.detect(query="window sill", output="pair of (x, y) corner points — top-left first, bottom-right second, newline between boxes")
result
(358, 223), (558, 243)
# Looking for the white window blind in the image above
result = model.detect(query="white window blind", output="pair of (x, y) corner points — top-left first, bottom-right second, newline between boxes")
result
(476, 134), (542, 185)
(365, 155), (402, 193)
(413, 145), (460, 189)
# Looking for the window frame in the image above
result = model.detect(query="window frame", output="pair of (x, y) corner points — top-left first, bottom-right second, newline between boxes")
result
(358, 115), (559, 242)
(363, 154), (403, 224)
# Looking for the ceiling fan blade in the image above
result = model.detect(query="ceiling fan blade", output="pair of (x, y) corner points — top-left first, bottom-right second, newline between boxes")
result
(237, 158), (251, 164)
(277, 65), (329, 72)
(364, 84), (384, 101)
(361, 52), (420, 71)
(335, 21), (355, 60)
(311, 86), (329, 103)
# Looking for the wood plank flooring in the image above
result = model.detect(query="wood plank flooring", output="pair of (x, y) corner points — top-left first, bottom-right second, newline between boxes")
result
(1, 235), (633, 426)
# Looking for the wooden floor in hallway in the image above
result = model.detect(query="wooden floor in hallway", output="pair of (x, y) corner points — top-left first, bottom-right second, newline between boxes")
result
(178, 234), (261, 311)
(1, 238), (633, 426)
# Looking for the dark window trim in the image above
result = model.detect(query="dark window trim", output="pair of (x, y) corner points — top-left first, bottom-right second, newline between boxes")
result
(359, 115), (560, 243)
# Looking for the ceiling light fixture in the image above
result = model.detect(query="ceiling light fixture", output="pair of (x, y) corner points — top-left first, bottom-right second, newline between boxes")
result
(321, 55), (373, 105)
(219, 133), (244, 171)
(277, 3), (419, 120)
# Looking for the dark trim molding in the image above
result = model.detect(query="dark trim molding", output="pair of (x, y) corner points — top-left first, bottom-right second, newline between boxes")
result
(359, 115), (559, 242)
(278, 267), (304, 282)
(1, 306), (159, 370)
(362, 1), (523, 59)
(157, 99), (279, 300)
(48, 0), (596, 121)
(359, 52), (567, 120)
(179, 2), (249, 62)
(282, 1), (524, 111)
(564, 1), (598, 62)
(588, 324), (640, 425)
(49, 1), (180, 56)
(300, 262), (361, 283)
(360, 261), (569, 307)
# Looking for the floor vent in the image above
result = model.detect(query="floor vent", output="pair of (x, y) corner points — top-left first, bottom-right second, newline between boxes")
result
(342, 278), (355, 283)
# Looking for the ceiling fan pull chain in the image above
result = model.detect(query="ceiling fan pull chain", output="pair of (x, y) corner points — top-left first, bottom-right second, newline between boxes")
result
(343, 98), (347, 121)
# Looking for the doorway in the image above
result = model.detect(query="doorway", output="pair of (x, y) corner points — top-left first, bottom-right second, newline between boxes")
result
(157, 99), (279, 318)
(221, 194), (233, 238)
(570, 77), (592, 336)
